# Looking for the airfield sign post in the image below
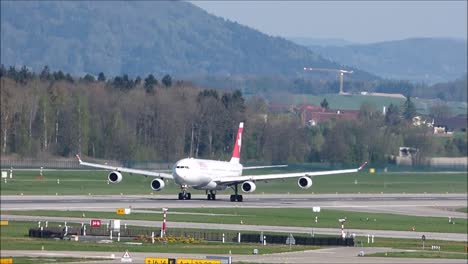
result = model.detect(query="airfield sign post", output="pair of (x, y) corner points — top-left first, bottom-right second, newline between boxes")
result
(161, 208), (168, 237)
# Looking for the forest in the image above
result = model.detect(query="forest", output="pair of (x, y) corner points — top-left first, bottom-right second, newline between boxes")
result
(1, 66), (466, 166)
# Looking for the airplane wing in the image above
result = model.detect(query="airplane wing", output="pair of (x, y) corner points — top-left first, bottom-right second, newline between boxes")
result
(243, 165), (288, 170)
(215, 162), (367, 184)
(76, 155), (173, 179)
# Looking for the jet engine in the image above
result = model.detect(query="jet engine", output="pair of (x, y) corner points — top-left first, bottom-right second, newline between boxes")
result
(241, 181), (256, 193)
(150, 178), (165, 191)
(108, 171), (123, 183)
(298, 176), (312, 189)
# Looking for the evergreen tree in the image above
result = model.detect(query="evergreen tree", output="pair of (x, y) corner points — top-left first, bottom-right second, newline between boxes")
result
(385, 103), (400, 125)
(0, 64), (5, 78)
(144, 74), (158, 93)
(53, 70), (65, 81)
(65, 73), (74, 83)
(40, 65), (51, 80)
(82, 74), (96, 82)
(135, 76), (142, 86)
(7, 66), (17, 80)
(162, 74), (172, 87)
(320, 98), (329, 110)
(97, 72), (106, 82)
(402, 96), (416, 120)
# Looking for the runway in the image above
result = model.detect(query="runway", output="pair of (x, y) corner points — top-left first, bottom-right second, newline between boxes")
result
(1, 248), (466, 264)
(1, 193), (467, 218)
(2, 193), (467, 263)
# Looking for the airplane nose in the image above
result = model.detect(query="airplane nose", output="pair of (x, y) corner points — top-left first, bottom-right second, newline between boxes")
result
(175, 168), (185, 178)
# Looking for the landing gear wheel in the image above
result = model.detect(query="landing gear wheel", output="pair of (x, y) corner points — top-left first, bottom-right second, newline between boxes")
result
(178, 192), (191, 200)
(207, 191), (216, 201)
(230, 194), (243, 202)
(230, 184), (244, 202)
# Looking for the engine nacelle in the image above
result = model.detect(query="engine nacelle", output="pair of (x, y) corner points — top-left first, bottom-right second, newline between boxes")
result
(108, 171), (123, 183)
(241, 181), (256, 193)
(298, 176), (313, 189)
(150, 178), (165, 191)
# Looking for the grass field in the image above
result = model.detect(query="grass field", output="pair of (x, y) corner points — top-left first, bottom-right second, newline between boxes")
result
(0, 221), (319, 255)
(367, 251), (467, 259)
(0, 169), (466, 195)
(1, 221), (466, 259)
(0, 257), (109, 264)
(4, 208), (467, 234)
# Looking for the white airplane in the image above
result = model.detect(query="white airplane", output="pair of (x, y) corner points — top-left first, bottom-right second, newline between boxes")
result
(76, 122), (367, 202)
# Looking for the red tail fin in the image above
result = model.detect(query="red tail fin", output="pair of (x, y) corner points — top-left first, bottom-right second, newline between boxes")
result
(230, 122), (244, 163)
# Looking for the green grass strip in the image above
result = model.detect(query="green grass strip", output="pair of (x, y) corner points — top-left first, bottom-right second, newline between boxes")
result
(4, 207), (467, 234)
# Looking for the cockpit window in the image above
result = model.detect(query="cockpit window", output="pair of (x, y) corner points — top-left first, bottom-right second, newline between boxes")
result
(176, 166), (189, 169)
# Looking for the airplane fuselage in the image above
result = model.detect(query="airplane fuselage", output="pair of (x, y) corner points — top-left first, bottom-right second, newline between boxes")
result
(172, 158), (242, 190)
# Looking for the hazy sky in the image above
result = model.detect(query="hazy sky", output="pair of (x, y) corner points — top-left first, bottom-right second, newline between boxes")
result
(192, 1), (467, 43)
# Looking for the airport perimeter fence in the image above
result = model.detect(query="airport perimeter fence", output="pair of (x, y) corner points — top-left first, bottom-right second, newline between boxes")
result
(240, 233), (354, 246)
(28, 226), (354, 246)
(0, 159), (172, 170)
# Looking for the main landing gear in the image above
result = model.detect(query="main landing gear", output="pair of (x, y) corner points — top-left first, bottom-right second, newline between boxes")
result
(206, 190), (216, 200)
(178, 185), (191, 200)
(230, 184), (243, 202)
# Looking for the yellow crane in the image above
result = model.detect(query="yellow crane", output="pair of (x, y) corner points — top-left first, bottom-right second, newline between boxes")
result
(303, 67), (353, 94)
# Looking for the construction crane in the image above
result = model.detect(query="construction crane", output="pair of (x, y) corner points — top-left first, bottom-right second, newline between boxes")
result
(303, 67), (353, 94)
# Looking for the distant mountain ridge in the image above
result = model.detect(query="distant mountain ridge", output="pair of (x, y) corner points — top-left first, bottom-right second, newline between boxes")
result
(302, 38), (467, 83)
(0, 1), (374, 79)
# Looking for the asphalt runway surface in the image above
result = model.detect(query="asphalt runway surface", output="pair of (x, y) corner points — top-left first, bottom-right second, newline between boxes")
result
(2, 193), (467, 218)
(1, 193), (467, 263)
(1, 248), (466, 264)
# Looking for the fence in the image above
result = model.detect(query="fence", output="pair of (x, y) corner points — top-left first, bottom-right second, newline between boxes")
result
(0, 159), (172, 170)
(29, 227), (354, 246)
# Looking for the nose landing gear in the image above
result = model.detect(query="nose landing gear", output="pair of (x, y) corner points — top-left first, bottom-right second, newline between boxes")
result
(178, 185), (191, 200)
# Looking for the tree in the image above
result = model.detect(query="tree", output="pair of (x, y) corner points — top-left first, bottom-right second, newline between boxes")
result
(162, 74), (172, 87)
(18, 66), (33, 84)
(320, 98), (329, 110)
(97, 72), (106, 82)
(144, 74), (158, 93)
(0, 64), (5, 78)
(53, 70), (65, 81)
(65, 73), (74, 83)
(385, 103), (400, 125)
(7, 66), (17, 80)
(82, 74), (95, 83)
(358, 101), (380, 121)
(402, 96), (416, 121)
(135, 76), (141, 86)
(40, 65), (51, 80)
(429, 103), (452, 121)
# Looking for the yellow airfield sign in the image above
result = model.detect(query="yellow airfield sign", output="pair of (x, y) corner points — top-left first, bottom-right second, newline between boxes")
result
(144, 258), (169, 264)
(0, 258), (13, 264)
(144, 258), (221, 264)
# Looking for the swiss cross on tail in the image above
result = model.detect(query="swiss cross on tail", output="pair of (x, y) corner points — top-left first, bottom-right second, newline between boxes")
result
(230, 122), (244, 164)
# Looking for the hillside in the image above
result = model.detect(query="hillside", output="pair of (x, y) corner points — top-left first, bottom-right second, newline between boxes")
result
(304, 38), (467, 83)
(0, 1), (374, 79)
